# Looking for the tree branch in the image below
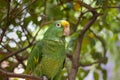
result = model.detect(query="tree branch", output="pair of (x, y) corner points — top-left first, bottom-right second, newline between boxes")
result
(0, 43), (32, 63)
(0, 68), (42, 80)
(68, 1), (100, 80)
(77, 0), (97, 14)
(68, 13), (99, 80)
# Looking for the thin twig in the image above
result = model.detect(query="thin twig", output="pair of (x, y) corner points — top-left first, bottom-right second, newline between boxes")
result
(43, 0), (47, 15)
(0, 0), (11, 45)
(74, 12), (84, 31)
(0, 51), (9, 55)
(58, 0), (65, 9)
(6, 0), (10, 26)
(89, 29), (106, 57)
(66, 53), (73, 61)
(79, 58), (107, 67)
(11, 0), (38, 21)
(95, 6), (120, 9)
(77, 0), (97, 14)
(15, 55), (26, 69)
(20, 24), (31, 44)
(79, 29), (107, 67)
(0, 43), (11, 52)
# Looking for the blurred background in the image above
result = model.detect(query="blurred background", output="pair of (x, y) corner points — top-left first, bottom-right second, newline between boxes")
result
(0, 0), (120, 80)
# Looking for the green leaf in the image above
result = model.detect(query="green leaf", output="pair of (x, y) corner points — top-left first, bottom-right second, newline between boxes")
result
(46, 2), (64, 20)
(94, 72), (99, 80)
(102, 69), (107, 80)
(16, 30), (22, 39)
(91, 52), (103, 60)
(95, 0), (105, 5)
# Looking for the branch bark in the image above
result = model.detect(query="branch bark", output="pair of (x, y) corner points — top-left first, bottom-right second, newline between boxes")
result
(68, 1), (99, 80)
(0, 43), (33, 63)
(0, 68), (42, 80)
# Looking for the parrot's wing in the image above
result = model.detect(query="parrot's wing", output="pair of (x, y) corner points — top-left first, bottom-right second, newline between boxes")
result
(26, 41), (43, 74)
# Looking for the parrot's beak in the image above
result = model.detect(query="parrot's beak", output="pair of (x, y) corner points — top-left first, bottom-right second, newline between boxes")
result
(61, 20), (70, 36)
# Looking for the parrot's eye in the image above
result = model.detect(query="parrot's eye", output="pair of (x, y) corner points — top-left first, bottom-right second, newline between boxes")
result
(56, 23), (61, 28)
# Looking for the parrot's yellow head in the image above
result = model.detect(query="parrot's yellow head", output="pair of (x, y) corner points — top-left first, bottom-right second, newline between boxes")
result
(61, 20), (70, 28)
(61, 20), (70, 36)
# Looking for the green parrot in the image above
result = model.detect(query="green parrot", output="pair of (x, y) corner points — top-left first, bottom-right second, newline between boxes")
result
(26, 20), (70, 80)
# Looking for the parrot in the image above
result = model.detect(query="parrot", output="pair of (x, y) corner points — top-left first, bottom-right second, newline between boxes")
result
(25, 20), (70, 80)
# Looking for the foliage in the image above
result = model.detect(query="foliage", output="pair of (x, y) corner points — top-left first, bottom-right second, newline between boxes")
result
(0, 0), (120, 80)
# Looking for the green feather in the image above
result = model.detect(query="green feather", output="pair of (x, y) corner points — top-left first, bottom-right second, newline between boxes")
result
(26, 20), (68, 80)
